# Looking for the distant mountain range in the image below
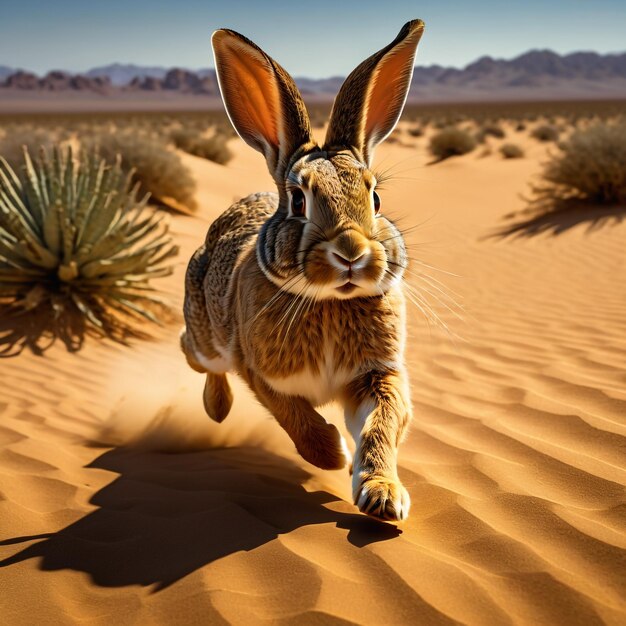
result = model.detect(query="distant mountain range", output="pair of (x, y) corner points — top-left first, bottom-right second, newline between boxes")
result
(2, 50), (626, 103)
(86, 63), (169, 85)
(0, 65), (15, 80)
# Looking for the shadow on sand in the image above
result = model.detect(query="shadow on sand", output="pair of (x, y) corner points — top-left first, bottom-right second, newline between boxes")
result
(0, 446), (399, 590)
(0, 300), (154, 357)
(487, 200), (626, 239)
(0, 303), (87, 356)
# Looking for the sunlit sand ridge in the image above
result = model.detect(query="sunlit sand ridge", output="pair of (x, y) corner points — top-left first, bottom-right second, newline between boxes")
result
(1, 126), (625, 625)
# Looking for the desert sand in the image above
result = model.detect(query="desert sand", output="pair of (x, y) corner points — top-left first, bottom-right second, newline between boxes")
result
(1, 126), (625, 625)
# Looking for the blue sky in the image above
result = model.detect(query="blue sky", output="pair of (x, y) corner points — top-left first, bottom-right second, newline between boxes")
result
(1, 0), (625, 76)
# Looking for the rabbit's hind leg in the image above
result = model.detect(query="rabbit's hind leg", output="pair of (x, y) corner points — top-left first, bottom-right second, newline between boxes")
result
(180, 328), (234, 423)
(180, 326), (209, 373)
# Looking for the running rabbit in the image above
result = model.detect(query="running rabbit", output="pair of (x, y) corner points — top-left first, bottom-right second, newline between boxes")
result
(182, 19), (425, 521)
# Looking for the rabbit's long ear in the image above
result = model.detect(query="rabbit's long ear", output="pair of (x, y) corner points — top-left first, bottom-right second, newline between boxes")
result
(212, 29), (314, 179)
(324, 19), (424, 165)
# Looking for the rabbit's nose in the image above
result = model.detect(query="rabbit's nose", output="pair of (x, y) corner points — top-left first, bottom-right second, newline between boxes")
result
(331, 251), (367, 268)
(333, 252), (356, 267)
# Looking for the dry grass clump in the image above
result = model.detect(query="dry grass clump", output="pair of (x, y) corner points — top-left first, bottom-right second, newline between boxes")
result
(0, 147), (178, 353)
(429, 127), (477, 161)
(385, 128), (404, 144)
(531, 124), (560, 142)
(83, 131), (197, 213)
(500, 143), (524, 159)
(170, 128), (233, 165)
(535, 121), (626, 205)
(476, 124), (506, 143)
(408, 126), (424, 137)
(0, 125), (67, 171)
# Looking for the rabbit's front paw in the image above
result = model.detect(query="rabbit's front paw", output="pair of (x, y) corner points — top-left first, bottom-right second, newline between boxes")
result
(354, 475), (410, 521)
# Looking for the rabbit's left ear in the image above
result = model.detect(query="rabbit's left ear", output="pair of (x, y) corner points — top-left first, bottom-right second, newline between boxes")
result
(324, 20), (425, 165)
(212, 29), (313, 180)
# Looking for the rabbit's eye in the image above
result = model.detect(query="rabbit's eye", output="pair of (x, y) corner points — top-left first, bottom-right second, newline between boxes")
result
(373, 191), (381, 215)
(291, 188), (306, 217)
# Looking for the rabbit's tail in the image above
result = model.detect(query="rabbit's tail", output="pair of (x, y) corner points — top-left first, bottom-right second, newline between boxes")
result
(203, 372), (233, 422)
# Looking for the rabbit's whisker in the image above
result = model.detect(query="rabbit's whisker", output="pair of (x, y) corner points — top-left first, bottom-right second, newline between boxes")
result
(386, 268), (461, 343)
(386, 260), (464, 307)
(276, 279), (313, 357)
(272, 276), (308, 332)
(247, 272), (305, 326)
(390, 257), (460, 278)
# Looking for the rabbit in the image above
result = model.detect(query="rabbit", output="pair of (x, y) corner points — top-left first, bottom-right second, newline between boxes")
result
(181, 19), (425, 521)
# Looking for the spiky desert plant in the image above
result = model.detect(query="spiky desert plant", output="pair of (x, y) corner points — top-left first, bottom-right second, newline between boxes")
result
(0, 147), (178, 351)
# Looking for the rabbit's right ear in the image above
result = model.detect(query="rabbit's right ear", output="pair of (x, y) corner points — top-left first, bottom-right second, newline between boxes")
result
(212, 29), (314, 179)
(324, 20), (424, 166)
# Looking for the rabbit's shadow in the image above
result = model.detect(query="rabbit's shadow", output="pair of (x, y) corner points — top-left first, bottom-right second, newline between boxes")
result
(0, 446), (399, 590)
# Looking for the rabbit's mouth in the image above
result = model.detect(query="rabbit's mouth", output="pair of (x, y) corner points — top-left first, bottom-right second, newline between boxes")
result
(336, 281), (358, 295)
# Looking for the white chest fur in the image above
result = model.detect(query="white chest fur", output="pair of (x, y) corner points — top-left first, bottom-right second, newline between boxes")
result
(263, 338), (355, 407)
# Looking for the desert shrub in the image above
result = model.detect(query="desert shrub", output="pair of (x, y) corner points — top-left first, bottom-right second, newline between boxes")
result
(500, 143), (524, 159)
(385, 128), (405, 144)
(476, 124), (506, 143)
(536, 121), (626, 204)
(531, 124), (559, 142)
(0, 126), (66, 171)
(515, 122), (527, 132)
(307, 106), (330, 128)
(429, 127), (477, 161)
(83, 131), (197, 213)
(0, 148), (178, 351)
(170, 128), (233, 165)
(408, 126), (424, 137)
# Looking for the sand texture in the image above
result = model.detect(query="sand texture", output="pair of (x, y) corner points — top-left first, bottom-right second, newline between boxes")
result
(1, 127), (625, 625)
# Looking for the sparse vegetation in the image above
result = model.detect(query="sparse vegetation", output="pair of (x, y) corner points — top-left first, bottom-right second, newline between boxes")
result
(476, 124), (506, 143)
(170, 128), (233, 165)
(531, 124), (560, 142)
(408, 126), (424, 137)
(385, 128), (404, 144)
(83, 131), (197, 213)
(429, 127), (477, 161)
(500, 143), (524, 159)
(535, 121), (626, 204)
(0, 147), (178, 351)
(0, 125), (66, 171)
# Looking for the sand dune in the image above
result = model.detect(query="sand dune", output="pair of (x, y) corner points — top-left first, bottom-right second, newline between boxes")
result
(1, 126), (625, 625)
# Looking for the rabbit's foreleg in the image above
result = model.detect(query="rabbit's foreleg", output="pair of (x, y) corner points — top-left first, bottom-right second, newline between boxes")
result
(344, 369), (412, 521)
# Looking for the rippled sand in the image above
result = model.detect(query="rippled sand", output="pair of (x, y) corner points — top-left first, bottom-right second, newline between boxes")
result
(1, 125), (625, 625)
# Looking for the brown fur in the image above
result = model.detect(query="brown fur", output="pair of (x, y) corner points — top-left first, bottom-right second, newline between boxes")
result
(203, 373), (233, 423)
(182, 20), (425, 521)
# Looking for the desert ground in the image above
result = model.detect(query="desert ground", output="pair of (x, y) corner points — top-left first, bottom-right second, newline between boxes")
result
(1, 120), (625, 625)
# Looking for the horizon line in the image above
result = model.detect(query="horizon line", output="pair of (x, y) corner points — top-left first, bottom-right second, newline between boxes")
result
(2, 47), (626, 80)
